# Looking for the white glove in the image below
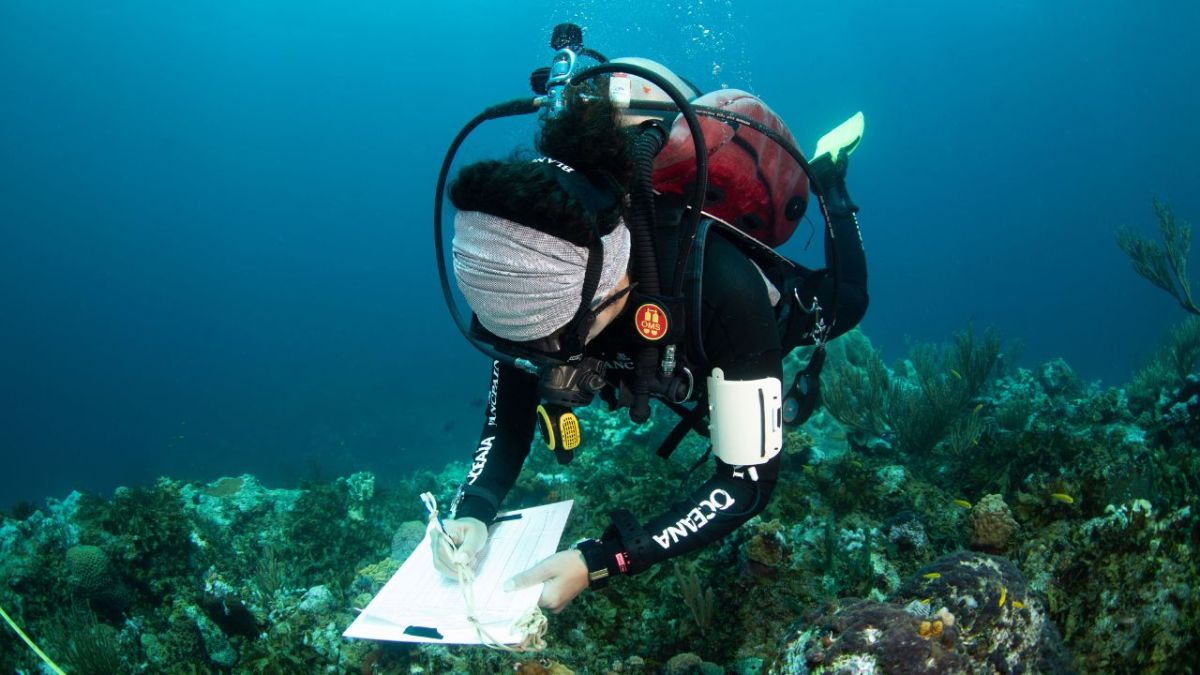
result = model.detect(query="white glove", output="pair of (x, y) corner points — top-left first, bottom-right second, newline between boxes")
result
(504, 549), (590, 613)
(430, 517), (488, 578)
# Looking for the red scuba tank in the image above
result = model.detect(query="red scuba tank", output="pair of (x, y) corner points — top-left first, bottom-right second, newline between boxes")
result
(652, 89), (808, 247)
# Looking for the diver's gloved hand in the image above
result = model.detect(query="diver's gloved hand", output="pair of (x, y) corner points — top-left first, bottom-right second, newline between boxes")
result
(809, 152), (849, 186)
(810, 154), (858, 217)
(503, 549), (589, 613)
(430, 517), (488, 578)
(809, 111), (864, 217)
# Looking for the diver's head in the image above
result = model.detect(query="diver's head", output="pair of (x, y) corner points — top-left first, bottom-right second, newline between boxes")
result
(450, 208), (632, 345)
(448, 87), (634, 353)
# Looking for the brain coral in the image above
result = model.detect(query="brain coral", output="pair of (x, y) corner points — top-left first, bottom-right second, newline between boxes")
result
(66, 544), (111, 593)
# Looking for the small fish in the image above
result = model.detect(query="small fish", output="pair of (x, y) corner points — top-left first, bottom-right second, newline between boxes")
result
(920, 597), (932, 605)
(1012, 600), (1025, 610)
(999, 586), (1007, 607)
(850, 459), (864, 468)
(923, 572), (942, 580)
(953, 499), (972, 509)
(950, 369), (963, 380)
(973, 403), (983, 415)
(802, 465), (815, 475)
(1050, 493), (1075, 504)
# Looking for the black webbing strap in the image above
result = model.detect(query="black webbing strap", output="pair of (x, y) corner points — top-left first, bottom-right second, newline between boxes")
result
(535, 160), (620, 219)
(784, 344), (826, 426)
(656, 398), (709, 459)
(570, 239), (605, 328)
(606, 508), (655, 574)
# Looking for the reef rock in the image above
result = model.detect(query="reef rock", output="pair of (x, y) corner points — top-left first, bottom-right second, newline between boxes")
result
(390, 519), (428, 560)
(769, 551), (1071, 674)
(969, 494), (1018, 553)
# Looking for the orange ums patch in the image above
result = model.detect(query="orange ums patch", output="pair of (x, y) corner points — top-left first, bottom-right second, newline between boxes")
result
(635, 303), (668, 341)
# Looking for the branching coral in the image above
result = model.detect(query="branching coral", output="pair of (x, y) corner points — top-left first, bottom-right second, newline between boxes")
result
(1128, 315), (1200, 409)
(822, 353), (891, 439)
(888, 327), (1001, 456)
(53, 607), (124, 675)
(1117, 199), (1197, 314)
(675, 564), (715, 635)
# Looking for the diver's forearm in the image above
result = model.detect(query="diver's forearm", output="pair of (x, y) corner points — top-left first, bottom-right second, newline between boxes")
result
(450, 360), (539, 524)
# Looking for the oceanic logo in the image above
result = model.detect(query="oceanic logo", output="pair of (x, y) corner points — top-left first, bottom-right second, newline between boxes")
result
(635, 303), (667, 341)
(652, 489), (736, 549)
(466, 437), (492, 485)
(486, 361), (500, 427)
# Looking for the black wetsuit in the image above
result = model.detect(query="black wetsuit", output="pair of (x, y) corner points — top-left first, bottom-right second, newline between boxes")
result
(451, 197), (868, 580)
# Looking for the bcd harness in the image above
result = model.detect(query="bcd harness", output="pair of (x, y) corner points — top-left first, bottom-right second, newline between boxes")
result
(433, 26), (862, 472)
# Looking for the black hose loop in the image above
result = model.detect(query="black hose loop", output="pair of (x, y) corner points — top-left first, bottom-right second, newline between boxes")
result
(434, 98), (541, 366)
(628, 124), (669, 424)
(629, 123), (668, 296)
(568, 62), (708, 298)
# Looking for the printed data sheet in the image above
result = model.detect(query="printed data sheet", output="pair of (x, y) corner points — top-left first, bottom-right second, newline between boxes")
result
(343, 499), (573, 644)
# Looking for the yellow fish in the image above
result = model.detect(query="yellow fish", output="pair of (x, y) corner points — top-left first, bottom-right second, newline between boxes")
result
(923, 572), (942, 580)
(1050, 493), (1075, 505)
(920, 597), (932, 605)
(953, 499), (972, 509)
(999, 586), (1007, 607)
(950, 369), (963, 380)
(1012, 600), (1025, 610)
(973, 403), (983, 415)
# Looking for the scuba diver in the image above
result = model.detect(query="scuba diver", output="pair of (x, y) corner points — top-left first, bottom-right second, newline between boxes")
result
(430, 24), (868, 614)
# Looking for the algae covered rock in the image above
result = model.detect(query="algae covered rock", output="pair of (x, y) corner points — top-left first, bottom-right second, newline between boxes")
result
(969, 494), (1017, 553)
(298, 584), (337, 614)
(772, 600), (972, 674)
(390, 519), (428, 560)
(184, 602), (238, 668)
(744, 518), (789, 571)
(340, 471), (376, 521)
(1018, 500), (1199, 672)
(665, 651), (723, 675)
(1036, 358), (1082, 398)
(770, 551), (1071, 674)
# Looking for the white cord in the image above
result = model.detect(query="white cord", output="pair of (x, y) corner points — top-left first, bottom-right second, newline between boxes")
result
(421, 492), (547, 652)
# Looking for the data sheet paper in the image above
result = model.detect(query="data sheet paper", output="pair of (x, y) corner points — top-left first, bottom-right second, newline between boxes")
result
(343, 500), (574, 644)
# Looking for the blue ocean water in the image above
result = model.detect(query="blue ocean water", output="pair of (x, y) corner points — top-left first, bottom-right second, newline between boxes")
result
(1, 0), (1196, 508)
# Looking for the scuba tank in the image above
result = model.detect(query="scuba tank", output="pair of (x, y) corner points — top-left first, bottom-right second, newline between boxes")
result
(434, 23), (860, 461)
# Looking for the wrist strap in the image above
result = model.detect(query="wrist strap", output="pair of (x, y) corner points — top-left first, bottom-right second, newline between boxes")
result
(607, 508), (655, 574)
(574, 539), (615, 589)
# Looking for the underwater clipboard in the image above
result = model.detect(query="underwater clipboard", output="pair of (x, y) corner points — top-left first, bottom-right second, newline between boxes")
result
(342, 500), (573, 645)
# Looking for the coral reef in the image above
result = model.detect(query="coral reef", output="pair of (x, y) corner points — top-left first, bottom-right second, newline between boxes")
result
(1, 324), (1197, 673)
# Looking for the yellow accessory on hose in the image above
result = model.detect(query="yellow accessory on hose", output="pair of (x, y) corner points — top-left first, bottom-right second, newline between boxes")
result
(537, 404), (582, 463)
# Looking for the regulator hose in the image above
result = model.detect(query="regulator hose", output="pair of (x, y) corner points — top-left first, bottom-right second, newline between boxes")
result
(628, 123), (669, 423)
